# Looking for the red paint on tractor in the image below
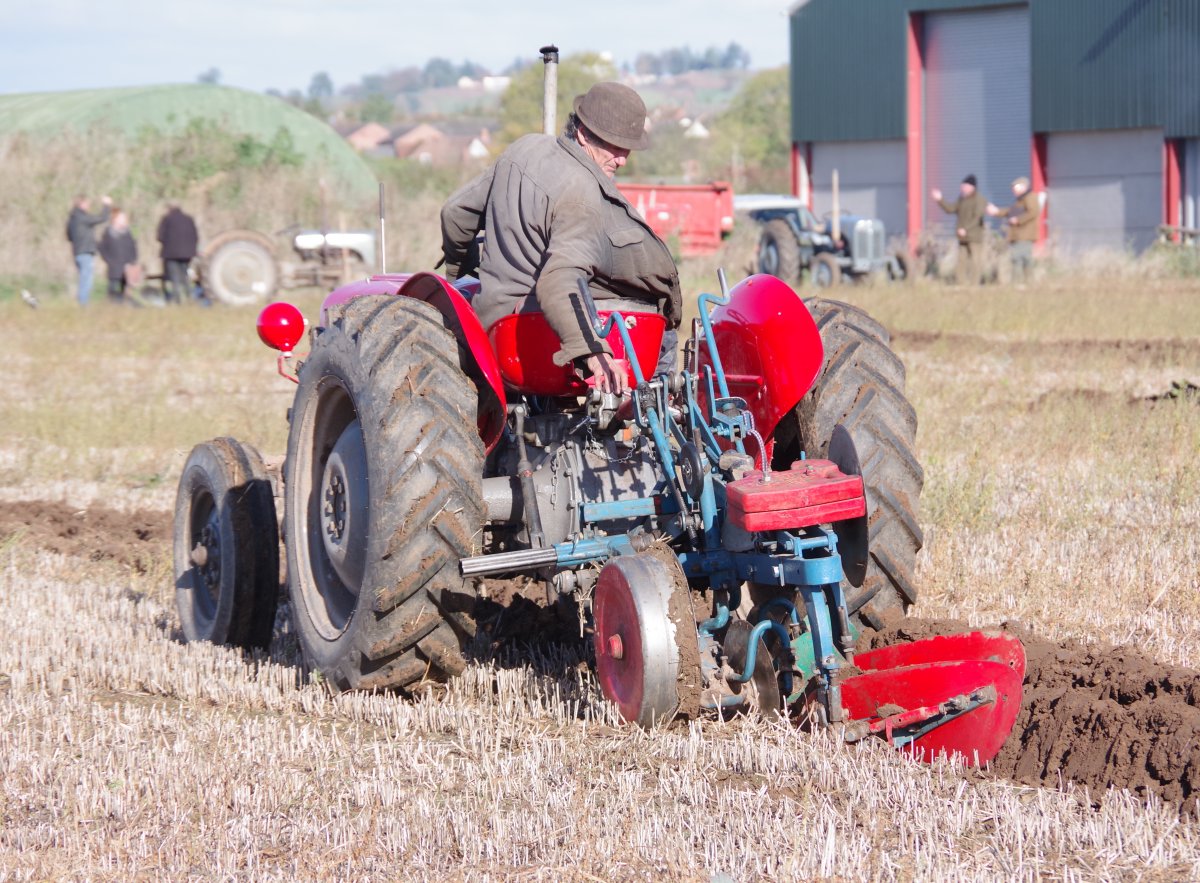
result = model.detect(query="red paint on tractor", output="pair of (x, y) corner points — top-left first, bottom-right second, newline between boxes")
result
(842, 631), (1026, 766)
(726, 460), (866, 533)
(617, 181), (734, 256)
(488, 310), (666, 397)
(698, 274), (823, 457)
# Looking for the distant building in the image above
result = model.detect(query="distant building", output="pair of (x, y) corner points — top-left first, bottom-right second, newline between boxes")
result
(388, 122), (493, 165)
(789, 0), (1200, 252)
(344, 121), (391, 153)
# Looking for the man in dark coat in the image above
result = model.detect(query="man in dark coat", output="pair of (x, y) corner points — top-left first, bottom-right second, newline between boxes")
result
(441, 82), (680, 394)
(932, 174), (987, 285)
(157, 203), (199, 303)
(988, 176), (1040, 284)
(98, 210), (139, 304)
(66, 194), (112, 305)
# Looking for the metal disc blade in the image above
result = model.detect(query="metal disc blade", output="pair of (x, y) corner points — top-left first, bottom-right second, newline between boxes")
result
(723, 619), (782, 718)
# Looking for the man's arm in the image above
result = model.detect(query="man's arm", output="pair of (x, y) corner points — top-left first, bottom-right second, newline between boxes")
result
(85, 205), (111, 227)
(536, 199), (612, 369)
(937, 198), (958, 214)
(440, 166), (494, 280)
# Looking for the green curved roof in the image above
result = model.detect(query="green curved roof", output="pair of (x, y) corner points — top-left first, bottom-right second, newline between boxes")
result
(0, 84), (376, 200)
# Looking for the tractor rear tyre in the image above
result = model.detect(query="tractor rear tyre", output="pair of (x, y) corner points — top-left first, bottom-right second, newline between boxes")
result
(284, 295), (484, 691)
(774, 299), (924, 629)
(757, 219), (802, 282)
(811, 253), (842, 288)
(202, 230), (279, 306)
(174, 437), (279, 650)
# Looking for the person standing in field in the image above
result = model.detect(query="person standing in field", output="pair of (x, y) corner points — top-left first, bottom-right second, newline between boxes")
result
(66, 194), (113, 305)
(98, 210), (139, 304)
(931, 175), (987, 285)
(988, 176), (1040, 286)
(157, 203), (199, 303)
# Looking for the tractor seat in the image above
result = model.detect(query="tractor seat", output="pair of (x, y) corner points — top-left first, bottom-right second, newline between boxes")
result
(487, 310), (666, 396)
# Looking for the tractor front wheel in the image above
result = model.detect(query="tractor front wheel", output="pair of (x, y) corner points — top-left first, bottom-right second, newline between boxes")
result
(173, 437), (279, 650)
(811, 253), (842, 288)
(773, 299), (924, 628)
(757, 219), (802, 282)
(283, 295), (484, 691)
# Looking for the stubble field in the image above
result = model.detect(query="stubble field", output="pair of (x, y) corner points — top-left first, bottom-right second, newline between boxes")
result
(1, 265), (1199, 881)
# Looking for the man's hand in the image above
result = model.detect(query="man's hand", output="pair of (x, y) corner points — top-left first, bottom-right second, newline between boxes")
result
(986, 203), (1000, 216)
(956, 227), (966, 239)
(101, 195), (113, 206)
(585, 352), (629, 396)
(1009, 216), (1019, 226)
(930, 188), (943, 202)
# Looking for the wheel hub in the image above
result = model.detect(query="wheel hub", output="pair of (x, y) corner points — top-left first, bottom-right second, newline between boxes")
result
(194, 506), (222, 602)
(319, 419), (369, 592)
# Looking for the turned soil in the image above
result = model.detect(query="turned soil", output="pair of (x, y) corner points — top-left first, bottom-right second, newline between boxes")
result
(0, 500), (170, 573)
(8, 501), (1199, 815)
(860, 617), (1200, 814)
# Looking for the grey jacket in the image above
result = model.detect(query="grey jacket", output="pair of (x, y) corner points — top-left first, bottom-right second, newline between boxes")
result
(441, 134), (681, 366)
(66, 205), (111, 256)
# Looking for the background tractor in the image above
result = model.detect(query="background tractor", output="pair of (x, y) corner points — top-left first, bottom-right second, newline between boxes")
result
(738, 194), (907, 288)
(198, 226), (377, 306)
(172, 48), (1023, 763)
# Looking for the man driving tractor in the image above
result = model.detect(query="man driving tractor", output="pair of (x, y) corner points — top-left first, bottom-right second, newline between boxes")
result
(440, 81), (680, 395)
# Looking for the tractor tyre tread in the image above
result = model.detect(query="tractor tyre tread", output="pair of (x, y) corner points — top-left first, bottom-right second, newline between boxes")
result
(760, 219), (802, 282)
(792, 298), (924, 627)
(285, 295), (483, 692)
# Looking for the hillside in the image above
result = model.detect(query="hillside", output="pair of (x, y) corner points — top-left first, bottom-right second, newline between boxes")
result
(0, 84), (376, 201)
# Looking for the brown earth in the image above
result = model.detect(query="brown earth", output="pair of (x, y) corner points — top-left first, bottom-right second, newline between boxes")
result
(0, 500), (170, 573)
(859, 617), (1200, 815)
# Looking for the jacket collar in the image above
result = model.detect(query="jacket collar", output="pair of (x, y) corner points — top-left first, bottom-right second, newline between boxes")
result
(556, 134), (661, 239)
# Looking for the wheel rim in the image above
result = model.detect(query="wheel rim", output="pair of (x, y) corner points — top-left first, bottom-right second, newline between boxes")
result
(188, 487), (221, 627)
(301, 379), (368, 639)
(212, 244), (273, 304)
(593, 556), (679, 727)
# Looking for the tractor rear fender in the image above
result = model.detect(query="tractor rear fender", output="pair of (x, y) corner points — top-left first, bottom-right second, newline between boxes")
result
(318, 272), (506, 452)
(701, 273), (823, 448)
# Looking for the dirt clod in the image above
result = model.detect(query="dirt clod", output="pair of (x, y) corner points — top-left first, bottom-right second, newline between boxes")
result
(0, 500), (170, 573)
(860, 617), (1200, 814)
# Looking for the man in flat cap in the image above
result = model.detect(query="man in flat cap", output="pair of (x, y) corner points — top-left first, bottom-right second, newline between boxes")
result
(932, 174), (987, 285)
(988, 176), (1040, 286)
(441, 81), (680, 394)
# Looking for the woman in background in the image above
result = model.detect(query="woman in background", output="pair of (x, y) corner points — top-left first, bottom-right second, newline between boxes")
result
(98, 209), (139, 304)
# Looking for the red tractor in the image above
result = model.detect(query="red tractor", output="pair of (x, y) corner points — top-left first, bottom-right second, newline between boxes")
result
(174, 263), (1023, 763)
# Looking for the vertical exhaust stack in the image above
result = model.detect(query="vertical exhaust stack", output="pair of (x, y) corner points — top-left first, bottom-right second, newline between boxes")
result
(540, 45), (559, 136)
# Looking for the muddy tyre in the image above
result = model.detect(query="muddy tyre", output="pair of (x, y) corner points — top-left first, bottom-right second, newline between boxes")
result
(284, 295), (484, 691)
(811, 253), (842, 288)
(757, 219), (801, 282)
(202, 231), (279, 306)
(774, 299), (924, 628)
(174, 437), (279, 650)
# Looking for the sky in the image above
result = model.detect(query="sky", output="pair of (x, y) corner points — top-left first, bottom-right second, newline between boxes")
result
(0, 0), (792, 96)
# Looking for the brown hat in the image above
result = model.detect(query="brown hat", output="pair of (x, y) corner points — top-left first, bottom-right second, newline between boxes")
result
(573, 82), (650, 151)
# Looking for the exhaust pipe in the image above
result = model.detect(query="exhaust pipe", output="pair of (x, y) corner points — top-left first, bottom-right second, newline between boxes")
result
(540, 44), (559, 135)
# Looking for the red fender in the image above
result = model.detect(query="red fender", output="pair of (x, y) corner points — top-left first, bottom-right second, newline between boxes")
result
(697, 274), (823, 459)
(319, 273), (506, 453)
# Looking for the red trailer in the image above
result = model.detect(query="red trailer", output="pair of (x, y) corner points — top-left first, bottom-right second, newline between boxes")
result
(617, 181), (734, 256)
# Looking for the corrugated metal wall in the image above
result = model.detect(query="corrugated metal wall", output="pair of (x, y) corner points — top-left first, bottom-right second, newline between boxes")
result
(924, 6), (1032, 229)
(1164, 0), (1200, 136)
(791, 0), (1199, 142)
(1030, 0), (1164, 133)
(811, 140), (908, 237)
(1045, 128), (1164, 251)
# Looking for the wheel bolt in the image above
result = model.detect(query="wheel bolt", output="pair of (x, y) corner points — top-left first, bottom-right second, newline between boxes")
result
(607, 634), (624, 660)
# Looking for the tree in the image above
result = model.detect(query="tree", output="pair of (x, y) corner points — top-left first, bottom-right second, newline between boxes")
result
(423, 58), (458, 88)
(708, 67), (790, 192)
(361, 93), (395, 125)
(197, 67), (221, 85)
(497, 52), (617, 145)
(308, 72), (334, 101)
